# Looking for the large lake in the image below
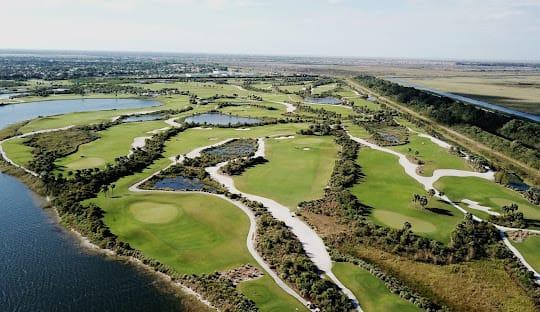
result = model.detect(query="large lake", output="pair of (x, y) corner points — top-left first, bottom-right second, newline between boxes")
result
(0, 98), (160, 129)
(0, 98), (191, 311)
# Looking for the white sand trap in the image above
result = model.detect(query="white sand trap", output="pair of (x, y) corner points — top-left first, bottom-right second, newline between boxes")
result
(147, 127), (170, 134)
(462, 199), (500, 216)
(193, 127), (213, 130)
(303, 147), (311, 151)
(274, 135), (295, 140)
(235, 128), (251, 131)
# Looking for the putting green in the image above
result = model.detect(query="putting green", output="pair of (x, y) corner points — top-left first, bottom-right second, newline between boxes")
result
(372, 210), (437, 233)
(130, 202), (179, 224)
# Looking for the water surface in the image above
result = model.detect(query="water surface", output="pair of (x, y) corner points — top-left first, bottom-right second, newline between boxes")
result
(0, 97), (192, 311)
(0, 98), (160, 129)
(123, 113), (164, 123)
(304, 96), (342, 105)
(185, 112), (261, 125)
(0, 174), (187, 311)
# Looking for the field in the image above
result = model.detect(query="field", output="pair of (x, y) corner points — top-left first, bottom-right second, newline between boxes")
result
(56, 121), (167, 171)
(333, 262), (419, 312)
(512, 235), (540, 272)
(349, 245), (538, 312)
(390, 132), (471, 176)
(238, 276), (307, 311)
(350, 148), (463, 243)
(235, 135), (339, 210)
(434, 176), (540, 228)
(3, 74), (539, 311)
(399, 75), (540, 115)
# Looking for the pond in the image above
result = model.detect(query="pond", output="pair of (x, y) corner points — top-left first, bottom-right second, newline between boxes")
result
(202, 139), (257, 159)
(184, 112), (261, 126)
(153, 176), (212, 192)
(0, 93), (18, 100)
(122, 113), (164, 123)
(304, 96), (342, 105)
(0, 98), (160, 129)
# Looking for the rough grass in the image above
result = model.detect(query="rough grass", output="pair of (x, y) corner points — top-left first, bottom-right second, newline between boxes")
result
(238, 275), (308, 312)
(333, 262), (419, 312)
(350, 148), (463, 243)
(235, 135), (339, 210)
(348, 245), (537, 312)
(435, 176), (540, 228)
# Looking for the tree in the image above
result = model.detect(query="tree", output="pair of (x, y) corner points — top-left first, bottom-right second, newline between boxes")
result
(110, 184), (116, 196)
(427, 189), (436, 197)
(101, 184), (109, 197)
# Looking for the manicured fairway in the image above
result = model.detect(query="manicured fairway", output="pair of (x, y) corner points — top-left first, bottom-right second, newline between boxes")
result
(238, 276), (308, 312)
(277, 84), (308, 93)
(96, 192), (253, 274)
(163, 123), (308, 159)
(435, 177), (540, 228)
(303, 103), (355, 117)
(512, 235), (540, 272)
(350, 148), (463, 243)
(217, 101), (286, 118)
(391, 134), (471, 176)
(235, 135), (339, 210)
(333, 262), (419, 312)
(312, 83), (338, 95)
(56, 121), (167, 171)
(1, 138), (34, 167)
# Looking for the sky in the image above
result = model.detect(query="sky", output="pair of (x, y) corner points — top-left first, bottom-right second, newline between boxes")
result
(1, 0), (539, 61)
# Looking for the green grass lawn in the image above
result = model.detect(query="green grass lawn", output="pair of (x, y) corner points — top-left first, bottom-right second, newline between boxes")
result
(333, 262), (419, 312)
(350, 148), (463, 243)
(1, 137), (34, 167)
(435, 177), (540, 229)
(96, 191), (253, 274)
(235, 135), (339, 210)
(277, 84), (307, 93)
(390, 134), (471, 176)
(163, 123), (308, 159)
(56, 120), (167, 171)
(217, 101), (286, 118)
(312, 83), (338, 95)
(512, 235), (540, 272)
(238, 276), (308, 312)
(303, 103), (355, 117)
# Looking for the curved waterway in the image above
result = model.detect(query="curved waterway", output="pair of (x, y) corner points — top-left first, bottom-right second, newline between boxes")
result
(387, 78), (540, 122)
(0, 98), (192, 311)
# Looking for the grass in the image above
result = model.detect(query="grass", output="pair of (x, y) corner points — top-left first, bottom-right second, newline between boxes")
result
(512, 235), (540, 272)
(238, 276), (308, 312)
(163, 123), (308, 159)
(312, 83), (338, 95)
(434, 176), (540, 228)
(349, 245), (537, 312)
(390, 133), (471, 176)
(350, 148), (463, 243)
(303, 103), (355, 117)
(217, 101), (286, 118)
(96, 192), (253, 274)
(235, 135), (339, 210)
(56, 120), (167, 171)
(333, 262), (419, 312)
(1, 138), (34, 166)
